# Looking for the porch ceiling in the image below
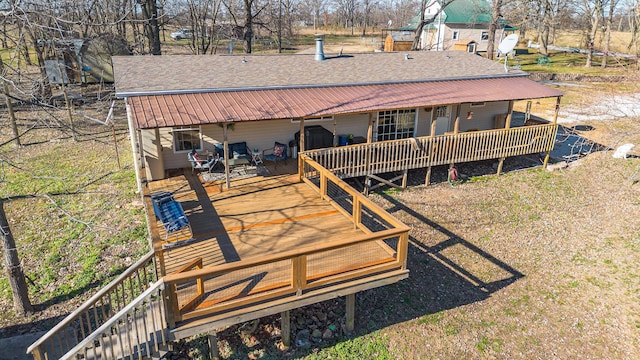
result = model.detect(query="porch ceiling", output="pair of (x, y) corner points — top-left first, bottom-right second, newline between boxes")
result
(126, 77), (563, 130)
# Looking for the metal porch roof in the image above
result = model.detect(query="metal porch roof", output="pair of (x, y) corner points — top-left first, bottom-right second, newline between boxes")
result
(126, 77), (563, 130)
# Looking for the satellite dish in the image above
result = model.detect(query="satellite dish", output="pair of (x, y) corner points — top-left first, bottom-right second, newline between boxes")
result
(497, 34), (519, 72)
(498, 34), (518, 55)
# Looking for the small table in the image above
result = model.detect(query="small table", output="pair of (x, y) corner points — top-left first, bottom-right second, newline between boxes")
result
(251, 150), (263, 166)
(224, 157), (250, 170)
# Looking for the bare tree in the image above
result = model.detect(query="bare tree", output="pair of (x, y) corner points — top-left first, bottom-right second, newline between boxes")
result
(186, 0), (224, 54)
(141, 0), (162, 55)
(412, 0), (456, 51)
(601, 0), (620, 67)
(581, 0), (605, 67)
(486, 0), (504, 60)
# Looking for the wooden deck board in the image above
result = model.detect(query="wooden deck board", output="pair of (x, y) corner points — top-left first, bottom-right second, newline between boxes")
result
(147, 173), (372, 274)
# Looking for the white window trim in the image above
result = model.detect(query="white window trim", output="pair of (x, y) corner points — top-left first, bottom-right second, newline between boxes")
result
(291, 116), (334, 123)
(481, 31), (489, 42)
(375, 109), (418, 141)
(172, 126), (203, 154)
(452, 30), (459, 40)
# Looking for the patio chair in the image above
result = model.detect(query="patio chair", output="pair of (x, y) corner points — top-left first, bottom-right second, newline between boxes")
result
(152, 193), (192, 241)
(188, 151), (214, 173)
(262, 141), (288, 169)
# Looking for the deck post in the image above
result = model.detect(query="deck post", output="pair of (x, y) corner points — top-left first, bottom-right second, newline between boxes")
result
(505, 100), (514, 129)
(543, 96), (562, 168)
(426, 113), (437, 186)
(299, 118), (306, 154)
(497, 101), (514, 174)
(449, 105), (461, 170)
(207, 332), (219, 359)
(281, 310), (291, 347)
(346, 293), (355, 332)
(497, 157), (505, 175)
(401, 169), (408, 189)
(367, 113), (373, 143)
(223, 124), (230, 190)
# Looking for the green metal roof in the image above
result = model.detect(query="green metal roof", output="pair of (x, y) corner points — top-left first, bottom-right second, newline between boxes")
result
(404, 0), (512, 29)
(442, 0), (492, 23)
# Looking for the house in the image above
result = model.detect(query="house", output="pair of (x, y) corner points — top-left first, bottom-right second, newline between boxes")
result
(408, 0), (515, 53)
(111, 36), (560, 189)
(27, 37), (562, 359)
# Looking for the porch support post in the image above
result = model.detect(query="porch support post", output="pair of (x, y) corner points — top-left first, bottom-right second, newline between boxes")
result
(426, 110), (437, 186)
(505, 100), (514, 129)
(497, 101), (514, 175)
(281, 310), (291, 348)
(299, 118), (305, 154)
(154, 127), (165, 178)
(346, 293), (355, 332)
(126, 99), (142, 193)
(450, 105), (461, 170)
(367, 113), (373, 143)
(543, 96), (562, 168)
(207, 331), (219, 359)
(333, 116), (337, 147)
(361, 113), (374, 194)
(223, 123), (230, 189)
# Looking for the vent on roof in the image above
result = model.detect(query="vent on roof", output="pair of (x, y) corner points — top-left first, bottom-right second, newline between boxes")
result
(314, 34), (325, 61)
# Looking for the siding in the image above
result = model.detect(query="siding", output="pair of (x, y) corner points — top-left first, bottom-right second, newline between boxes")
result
(458, 101), (509, 131)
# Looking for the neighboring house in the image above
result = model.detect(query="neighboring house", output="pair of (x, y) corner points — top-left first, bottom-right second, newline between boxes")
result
(406, 0), (515, 53)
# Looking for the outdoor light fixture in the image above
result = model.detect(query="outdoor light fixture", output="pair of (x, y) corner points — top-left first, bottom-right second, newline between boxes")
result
(467, 111), (474, 120)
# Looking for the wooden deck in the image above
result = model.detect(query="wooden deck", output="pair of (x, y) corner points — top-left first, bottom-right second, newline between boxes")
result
(148, 173), (369, 272)
(144, 162), (409, 338)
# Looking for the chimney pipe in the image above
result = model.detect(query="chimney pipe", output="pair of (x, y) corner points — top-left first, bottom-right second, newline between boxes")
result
(314, 34), (325, 61)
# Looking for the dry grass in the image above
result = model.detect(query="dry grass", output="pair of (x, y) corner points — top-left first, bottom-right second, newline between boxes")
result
(364, 141), (640, 358)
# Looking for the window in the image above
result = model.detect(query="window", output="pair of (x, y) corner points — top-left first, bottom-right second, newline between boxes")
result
(481, 31), (489, 41)
(470, 102), (486, 108)
(377, 109), (416, 141)
(435, 106), (449, 118)
(173, 126), (201, 152)
(467, 43), (476, 53)
(452, 30), (459, 40)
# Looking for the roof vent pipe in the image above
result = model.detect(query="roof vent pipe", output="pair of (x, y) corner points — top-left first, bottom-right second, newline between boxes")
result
(314, 34), (325, 61)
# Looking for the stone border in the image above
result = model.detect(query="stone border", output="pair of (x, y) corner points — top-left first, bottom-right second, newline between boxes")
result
(528, 72), (639, 82)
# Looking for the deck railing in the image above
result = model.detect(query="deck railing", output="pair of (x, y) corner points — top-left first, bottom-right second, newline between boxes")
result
(27, 251), (158, 360)
(162, 159), (410, 326)
(302, 124), (558, 178)
(59, 281), (168, 360)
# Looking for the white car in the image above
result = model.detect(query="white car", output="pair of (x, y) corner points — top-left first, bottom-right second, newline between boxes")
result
(170, 29), (194, 40)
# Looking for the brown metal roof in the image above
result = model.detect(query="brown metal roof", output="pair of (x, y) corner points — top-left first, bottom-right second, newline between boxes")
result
(127, 77), (563, 129)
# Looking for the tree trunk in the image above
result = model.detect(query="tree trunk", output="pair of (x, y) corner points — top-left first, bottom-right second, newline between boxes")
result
(0, 200), (33, 315)
(486, 0), (502, 60)
(585, 5), (601, 68)
(601, 0), (615, 68)
(0, 60), (20, 148)
(244, 0), (253, 53)
(411, 1), (427, 51)
(142, 0), (162, 55)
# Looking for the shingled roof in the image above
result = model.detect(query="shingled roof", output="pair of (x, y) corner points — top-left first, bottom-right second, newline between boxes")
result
(112, 51), (524, 96)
